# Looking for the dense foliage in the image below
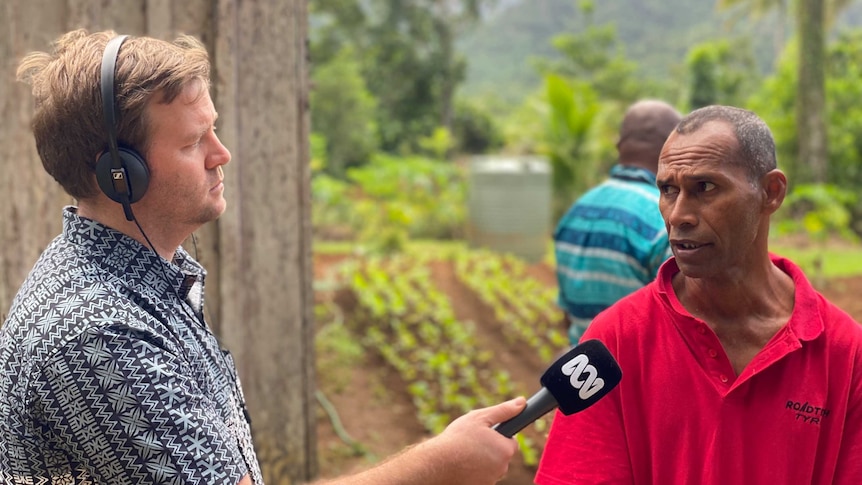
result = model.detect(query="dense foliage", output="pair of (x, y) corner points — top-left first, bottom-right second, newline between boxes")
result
(312, 153), (468, 251)
(310, 0), (862, 247)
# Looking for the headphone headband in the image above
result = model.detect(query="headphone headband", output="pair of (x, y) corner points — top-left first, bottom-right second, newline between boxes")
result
(96, 34), (149, 222)
(101, 34), (127, 170)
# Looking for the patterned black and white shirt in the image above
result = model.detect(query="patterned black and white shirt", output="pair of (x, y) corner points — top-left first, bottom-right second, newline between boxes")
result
(0, 207), (263, 484)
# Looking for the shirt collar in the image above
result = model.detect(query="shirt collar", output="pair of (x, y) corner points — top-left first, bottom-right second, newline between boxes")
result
(656, 254), (824, 341)
(609, 164), (657, 185)
(62, 206), (205, 300)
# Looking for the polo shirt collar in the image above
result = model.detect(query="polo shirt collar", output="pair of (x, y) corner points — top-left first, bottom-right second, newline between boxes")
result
(656, 254), (824, 342)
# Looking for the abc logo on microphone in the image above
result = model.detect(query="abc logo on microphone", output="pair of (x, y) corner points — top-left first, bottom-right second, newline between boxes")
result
(561, 353), (605, 400)
(541, 339), (623, 415)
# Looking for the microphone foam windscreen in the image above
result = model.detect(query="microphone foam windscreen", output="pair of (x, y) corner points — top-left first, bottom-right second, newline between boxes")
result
(540, 339), (623, 415)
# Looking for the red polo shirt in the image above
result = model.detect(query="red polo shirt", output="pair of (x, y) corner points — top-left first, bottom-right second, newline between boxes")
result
(535, 255), (862, 485)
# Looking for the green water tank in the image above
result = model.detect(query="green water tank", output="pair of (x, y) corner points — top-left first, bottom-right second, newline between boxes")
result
(466, 156), (552, 262)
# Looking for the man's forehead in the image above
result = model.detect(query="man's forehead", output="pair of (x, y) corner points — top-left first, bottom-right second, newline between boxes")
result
(656, 153), (752, 186)
(661, 123), (737, 159)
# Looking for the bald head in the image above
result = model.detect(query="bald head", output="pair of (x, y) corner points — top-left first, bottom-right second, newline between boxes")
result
(617, 100), (682, 173)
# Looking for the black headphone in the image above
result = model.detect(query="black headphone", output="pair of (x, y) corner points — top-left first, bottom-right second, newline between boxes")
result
(95, 37), (249, 423)
(95, 35), (150, 222)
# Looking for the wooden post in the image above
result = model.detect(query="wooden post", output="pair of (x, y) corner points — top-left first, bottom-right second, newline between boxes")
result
(0, 1), (315, 482)
(214, 1), (316, 481)
(0, 0), (73, 316)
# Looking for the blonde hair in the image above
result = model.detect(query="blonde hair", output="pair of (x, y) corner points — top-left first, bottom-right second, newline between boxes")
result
(17, 29), (211, 199)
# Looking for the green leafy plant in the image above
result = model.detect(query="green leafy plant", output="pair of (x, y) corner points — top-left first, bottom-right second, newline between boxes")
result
(777, 183), (858, 242)
(339, 252), (539, 461)
(312, 153), (468, 251)
(453, 248), (568, 363)
(776, 183), (859, 285)
(540, 73), (601, 220)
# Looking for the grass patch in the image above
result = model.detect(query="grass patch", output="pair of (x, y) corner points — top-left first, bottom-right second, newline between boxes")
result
(316, 236), (862, 278)
(315, 303), (365, 393)
(315, 237), (556, 264)
(313, 240), (361, 255)
(770, 243), (862, 279)
(314, 238), (470, 258)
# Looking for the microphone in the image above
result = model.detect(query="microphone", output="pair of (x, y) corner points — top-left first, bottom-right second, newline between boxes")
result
(493, 339), (622, 437)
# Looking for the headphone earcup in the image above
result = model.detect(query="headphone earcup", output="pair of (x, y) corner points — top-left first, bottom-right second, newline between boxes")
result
(95, 146), (150, 203)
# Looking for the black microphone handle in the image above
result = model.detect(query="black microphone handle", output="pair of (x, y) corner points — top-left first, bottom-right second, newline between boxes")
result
(493, 387), (559, 438)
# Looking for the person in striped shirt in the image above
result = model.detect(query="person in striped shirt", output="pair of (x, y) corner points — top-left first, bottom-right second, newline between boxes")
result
(553, 100), (682, 344)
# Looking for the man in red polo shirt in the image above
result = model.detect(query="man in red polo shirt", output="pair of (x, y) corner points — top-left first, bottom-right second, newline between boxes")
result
(535, 105), (862, 485)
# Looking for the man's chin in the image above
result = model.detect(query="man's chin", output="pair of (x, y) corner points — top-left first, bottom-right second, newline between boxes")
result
(674, 261), (713, 280)
(194, 203), (226, 226)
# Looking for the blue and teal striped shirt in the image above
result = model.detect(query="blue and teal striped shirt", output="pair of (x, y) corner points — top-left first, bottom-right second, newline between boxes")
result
(554, 165), (671, 344)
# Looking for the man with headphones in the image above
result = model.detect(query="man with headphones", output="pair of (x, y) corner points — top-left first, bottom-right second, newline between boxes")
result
(0, 29), (525, 485)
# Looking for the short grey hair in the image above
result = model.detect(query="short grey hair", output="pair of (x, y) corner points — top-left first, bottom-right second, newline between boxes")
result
(675, 105), (777, 182)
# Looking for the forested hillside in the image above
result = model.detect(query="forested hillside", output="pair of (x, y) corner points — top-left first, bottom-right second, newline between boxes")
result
(458, 0), (862, 104)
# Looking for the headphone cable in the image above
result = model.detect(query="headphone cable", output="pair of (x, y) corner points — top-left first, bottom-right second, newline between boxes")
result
(129, 209), (252, 424)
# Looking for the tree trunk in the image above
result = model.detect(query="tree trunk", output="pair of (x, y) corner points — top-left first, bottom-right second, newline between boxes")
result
(0, 1), (315, 482)
(774, 0), (787, 62)
(0, 1), (73, 318)
(213, 1), (316, 483)
(797, 0), (827, 183)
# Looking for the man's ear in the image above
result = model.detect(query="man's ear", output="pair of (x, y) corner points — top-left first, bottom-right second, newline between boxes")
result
(761, 169), (787, 215)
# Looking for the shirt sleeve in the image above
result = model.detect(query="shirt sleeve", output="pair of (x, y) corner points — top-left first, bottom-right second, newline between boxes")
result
(33, 323), (248, 485)
(534, 327), (634, 485)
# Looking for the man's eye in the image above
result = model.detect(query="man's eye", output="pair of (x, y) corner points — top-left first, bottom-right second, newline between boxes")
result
(661, 185), (679, 195)
(700, 182), (716, 191)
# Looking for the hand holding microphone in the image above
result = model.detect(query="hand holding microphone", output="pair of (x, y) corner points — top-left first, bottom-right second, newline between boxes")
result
(494, 339), (622, 437)
(312, 340), (619, 484)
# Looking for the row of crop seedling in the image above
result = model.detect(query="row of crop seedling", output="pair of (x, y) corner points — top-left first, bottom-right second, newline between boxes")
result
(340, 252), (541, 463)
(452, 248), (570, 363)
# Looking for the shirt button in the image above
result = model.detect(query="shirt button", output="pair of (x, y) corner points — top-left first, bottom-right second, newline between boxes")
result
(698, 326), (706, 334)
(708, 348), (718, 358)
(720, 375), (729, 383)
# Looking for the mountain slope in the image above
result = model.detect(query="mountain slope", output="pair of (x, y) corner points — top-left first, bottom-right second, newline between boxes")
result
(456, 0), (847, 104)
